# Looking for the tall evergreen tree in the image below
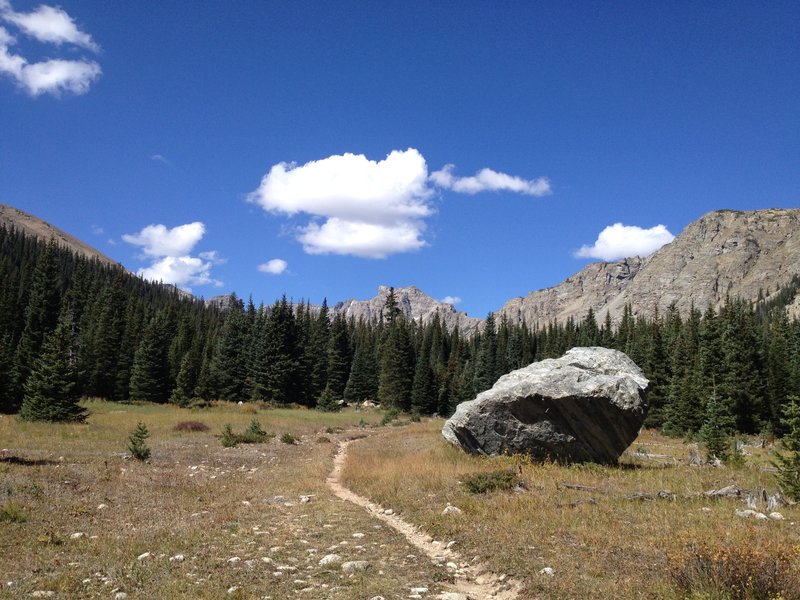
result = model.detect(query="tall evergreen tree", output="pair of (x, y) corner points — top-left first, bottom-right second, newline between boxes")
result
(128, 312), (172, 403)
(19, 306), (85, 422)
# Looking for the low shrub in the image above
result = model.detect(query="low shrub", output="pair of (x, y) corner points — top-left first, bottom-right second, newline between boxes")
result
(220, 420), (273, 447)
(316, 436), (331, 444)
(0, 502), (27, 523)
(381, 408), (400, 426)
(461, 469), (518, 494)
(669, 541), (800, 600)
(280, 432), (297, 445)
(173, 420), (210, 433)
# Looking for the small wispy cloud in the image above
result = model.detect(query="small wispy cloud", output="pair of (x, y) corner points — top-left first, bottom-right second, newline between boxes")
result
(257, 258), (288, 275)
(91, 225), (104, 236)
(575, 223), (675, 261)
(0, 1), (101, 97)
(441, 295), (462, 306)
(430, 164), (551, 196)
(151, 154), (170, 165)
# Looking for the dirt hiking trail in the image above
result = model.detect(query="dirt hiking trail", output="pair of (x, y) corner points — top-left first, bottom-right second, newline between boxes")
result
(327, 438), (522, 600)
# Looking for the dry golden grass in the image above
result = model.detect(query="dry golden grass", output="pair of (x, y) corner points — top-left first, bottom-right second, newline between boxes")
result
(0, 400), (447, 599)
(342, 421), (800, 600)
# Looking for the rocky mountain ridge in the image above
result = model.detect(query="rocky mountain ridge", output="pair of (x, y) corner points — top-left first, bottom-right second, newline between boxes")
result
(0, 203), (119, 268)
(5, 203), (799, 330)
(499, 208), (800, 325)
(333, 285), (483, 335)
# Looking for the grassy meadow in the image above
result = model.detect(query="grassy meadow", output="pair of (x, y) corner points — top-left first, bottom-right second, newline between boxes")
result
(1, 400), (799, 599)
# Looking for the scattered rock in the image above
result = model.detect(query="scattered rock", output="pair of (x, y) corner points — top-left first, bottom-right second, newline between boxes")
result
(438, 593), (468, 600)
(227, 556), (241, 564)
(227, 585), (239, 594)
(70, 532), (86, 540)
(341, 560), (370, 572)
(352, 532), (365, 538)
(136, 552), (152, 561)
(169, 554), (185, 562)
(442, 504), (462, 515)
(410, 587), (429, 595)
(539, 566), (555, 576)
(114, 593), (128, 600)
(383, 508), (394, 515)
(318, 554), (342, 566)
(735, 509), (768, 520)
(705, 485), (743, 498)
(31, 592), (55, 598)
(769, 512), (785, 520)
(443, 347), (649, 463)
(97, 503), (108, 510)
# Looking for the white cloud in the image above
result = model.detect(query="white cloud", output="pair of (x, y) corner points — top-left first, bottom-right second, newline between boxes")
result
(151, 154), (170, 165)
(257, 258), (288, 275)
(138, 256), (222, 292)
(249, 149), (551, 258)
(574, 223), (675, 261)
(298, 218), (426, 259)
(2, 3), (98, 51)
(91, 224), (104, 235)
(430, 164), (551, 196)
(441, 296), (462, 306)
(122, 222), (206, 258)
(123, 222), (222, 291)
(0, 2), (101, 97)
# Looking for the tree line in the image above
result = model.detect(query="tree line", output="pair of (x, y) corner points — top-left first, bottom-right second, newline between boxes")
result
(2, 223), (800, 437)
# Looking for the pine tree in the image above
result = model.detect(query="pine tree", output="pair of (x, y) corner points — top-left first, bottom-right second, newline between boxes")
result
(344, 326), (379, 404)
(474, 313), (497, 392)
(19, 307), (85, 422)
(326, 313), (351, 401)
(13, 238), (62, 408)
(128, 312), (172, 403)
(411, 326), (438, 414)
(699, 391), (736, 462)
(772, 396), (800, 500)
(378, 294), (414, 409)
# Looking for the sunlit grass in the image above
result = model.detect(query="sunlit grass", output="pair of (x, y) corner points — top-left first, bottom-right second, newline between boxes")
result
(343, 421), (800, 599)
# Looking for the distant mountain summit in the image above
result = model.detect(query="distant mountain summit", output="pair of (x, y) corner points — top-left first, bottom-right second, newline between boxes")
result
(0, 203), (118, 267)
(499, 208), (800, 324)
(333, 285), (483, 335)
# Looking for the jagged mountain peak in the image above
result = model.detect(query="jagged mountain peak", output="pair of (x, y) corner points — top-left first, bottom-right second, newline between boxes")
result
(334, 285), (482, 335)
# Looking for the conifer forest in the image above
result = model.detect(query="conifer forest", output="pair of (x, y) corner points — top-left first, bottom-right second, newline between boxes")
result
(2, 223), (800, 438)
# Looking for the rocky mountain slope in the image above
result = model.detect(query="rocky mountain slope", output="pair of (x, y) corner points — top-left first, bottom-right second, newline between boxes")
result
(500, 208), (800, 325)
(333, 285), (483, 335)
(0, 203), (118, 267)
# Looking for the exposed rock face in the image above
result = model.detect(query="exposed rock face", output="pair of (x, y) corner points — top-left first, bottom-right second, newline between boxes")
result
(442, 347), (649, 463)
(499, 208), (800, 324)
(333, 285), (482, 335)
(0, 203), (118, 267)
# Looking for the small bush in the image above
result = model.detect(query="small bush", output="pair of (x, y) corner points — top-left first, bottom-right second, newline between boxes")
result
(669, 541), (800, 600)
(220, 420), (273, 447)
(316, 436), (331, 444)
(239, 403), (258, 414)
(410, 410), (421, 423)
(381, 408), (400, 426)
(0, 502), (27, 523)
(462, 469), (518, 494)
(128, 422), (151, 461)
(173, 421), (210, 433)
(280, 433), (297, 445)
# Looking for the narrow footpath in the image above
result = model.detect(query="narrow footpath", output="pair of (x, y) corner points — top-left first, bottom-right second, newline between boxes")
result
(326, 438), (522, 600)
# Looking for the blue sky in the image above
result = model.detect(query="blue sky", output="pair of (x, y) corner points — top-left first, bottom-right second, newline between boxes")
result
(1, 1), (798, 318)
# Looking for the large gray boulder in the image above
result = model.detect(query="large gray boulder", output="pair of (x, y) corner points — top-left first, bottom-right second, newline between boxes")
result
(442, 347), (649, 463)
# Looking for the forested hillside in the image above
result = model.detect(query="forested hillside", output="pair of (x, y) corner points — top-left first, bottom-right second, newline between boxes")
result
(2, 222), (800, 437)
